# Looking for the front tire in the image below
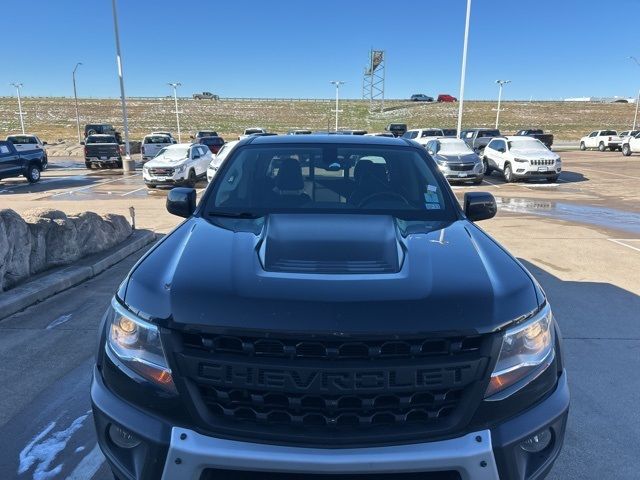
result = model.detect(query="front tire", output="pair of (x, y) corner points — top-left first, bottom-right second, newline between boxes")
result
(26, 164), (41, 183)
(187, 169), (197, 187)
(503, 163), (514, 183)
(622, 144), (632, 156)
(598, 142), (606, 152)
(85, 161), (92, 169)
(483, 158), (493, 175)
(579, 142), (586, 151)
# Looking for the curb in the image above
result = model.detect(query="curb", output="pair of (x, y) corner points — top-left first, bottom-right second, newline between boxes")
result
(0, 230), (156, 320)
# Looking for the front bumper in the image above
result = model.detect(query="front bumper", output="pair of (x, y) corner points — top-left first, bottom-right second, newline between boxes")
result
(91, 367), (568, 480)
(143, 171), (187, 186)
(512, 165), (561, 179)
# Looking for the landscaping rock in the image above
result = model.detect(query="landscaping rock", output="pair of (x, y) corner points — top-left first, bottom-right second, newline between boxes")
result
(0, 209), (32, 289)
(0, 208), (132, 291)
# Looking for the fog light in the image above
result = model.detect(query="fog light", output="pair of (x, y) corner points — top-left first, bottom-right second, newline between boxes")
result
(109, 423), (141, 449)
(520, 429), (552, 453)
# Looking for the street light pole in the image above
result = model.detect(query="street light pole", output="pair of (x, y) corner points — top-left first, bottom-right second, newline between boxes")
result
(495, 79), (511, 129)
(628, 56), (640, 130)
(168, 83), (182, 142)
(10, 83), (25, 134)
(456, 0), (472, 138)
(72, 62), (83, 143)
(111, 0), (133, 172)
(330, 80), (345, 132)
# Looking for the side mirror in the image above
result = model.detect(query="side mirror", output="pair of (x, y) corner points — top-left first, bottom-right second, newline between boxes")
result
(464, 192), (497, 222)
(192, 153), (201, 159)
(80, 141), (85, 145)
(498, 147), (506, 153)
(190, 135), (195, 139)
(42, 141), (48, 145)
(166, 187), (196, 218)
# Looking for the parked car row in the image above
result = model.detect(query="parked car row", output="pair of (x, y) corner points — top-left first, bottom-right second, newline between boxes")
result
(409, 93), (458, 102)
(579, 129), (640, 154)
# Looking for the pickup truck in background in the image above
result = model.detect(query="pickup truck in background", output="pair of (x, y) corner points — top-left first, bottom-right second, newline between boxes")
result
(193, 92), (219, 100)
(579, 130), (622, 151)
(515, 129), (554, 148)
(460, 128), (502, 153)
(0, 140), (47, 183)
(83, 134), (122, 169)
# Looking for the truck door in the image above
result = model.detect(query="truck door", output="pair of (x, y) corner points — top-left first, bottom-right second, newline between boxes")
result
(0, 142), (20, 176)
(585, 132), (598, 148)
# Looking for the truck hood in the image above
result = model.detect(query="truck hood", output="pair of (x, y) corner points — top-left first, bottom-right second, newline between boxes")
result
(509, 148), (558, 160)
(144, 156), (188, 168)
(121, 215), (540, 335)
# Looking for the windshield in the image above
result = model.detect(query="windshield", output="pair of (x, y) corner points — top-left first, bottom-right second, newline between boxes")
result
(438, 140), (473, 154)
(478, 130), (500, 138)
(201, 137), (224, 145)
(508, 138), (546, 150)
(156, 146), (189, 160)
(144, 136), (171, 144)
(86, 136), (116, 144)
(205, 144), (456, 220)
(7, 136), (37, 144)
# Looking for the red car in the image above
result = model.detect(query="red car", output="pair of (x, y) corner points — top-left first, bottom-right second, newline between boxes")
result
(437, 94), (457, 102)
(198, 136), (225, 154)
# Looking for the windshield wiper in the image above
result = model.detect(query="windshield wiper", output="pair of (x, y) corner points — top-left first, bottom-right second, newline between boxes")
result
(207, 210), (262, 219)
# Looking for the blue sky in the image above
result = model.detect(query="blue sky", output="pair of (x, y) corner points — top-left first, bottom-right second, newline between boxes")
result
(2, 0), (639, 100)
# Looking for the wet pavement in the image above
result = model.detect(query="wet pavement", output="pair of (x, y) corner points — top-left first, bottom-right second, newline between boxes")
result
(496, 197), (640, 235)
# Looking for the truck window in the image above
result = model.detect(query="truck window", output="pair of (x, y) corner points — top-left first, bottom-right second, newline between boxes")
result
(0, 145), (11, 154)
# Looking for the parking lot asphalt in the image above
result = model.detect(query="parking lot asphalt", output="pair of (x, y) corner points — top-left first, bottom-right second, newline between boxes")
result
(0, 149), (638, 479)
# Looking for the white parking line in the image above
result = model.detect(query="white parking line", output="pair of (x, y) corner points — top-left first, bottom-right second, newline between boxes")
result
(121, 187), (146, 196)
(608, 238), (640, 253)
(50, 174), (139, 197)
(578, 167), (640, 181)
(482, 178), (500, 188)
(64, 444), (105, 480)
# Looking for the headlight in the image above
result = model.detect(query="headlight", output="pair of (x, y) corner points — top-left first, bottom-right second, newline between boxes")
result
(105, 299), (176, 393)
(513, 157), (528, 163)
(486, 303), (555, 398)
(174, 164), (186, 174)
(435, 159), (447, 169)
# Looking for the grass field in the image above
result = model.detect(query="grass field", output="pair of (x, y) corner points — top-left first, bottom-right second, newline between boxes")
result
(1, 97), (638, 153)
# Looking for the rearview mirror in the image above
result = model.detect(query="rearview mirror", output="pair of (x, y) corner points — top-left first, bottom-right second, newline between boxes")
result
(166, 187), (196, 218)
(464, 192), (497, 222)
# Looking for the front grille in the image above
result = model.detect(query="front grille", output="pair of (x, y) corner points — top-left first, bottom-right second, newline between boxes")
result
(173, 331), (492, 446)
(148, 167), (174, 175)
(268, 259), (397, 274)
(530, 159), (554, 166)
(448, 163), (475, 171)
(182, 333), (483, 360)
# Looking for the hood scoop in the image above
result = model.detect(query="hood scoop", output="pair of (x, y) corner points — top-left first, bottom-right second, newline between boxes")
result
(260, 214), (402, 274)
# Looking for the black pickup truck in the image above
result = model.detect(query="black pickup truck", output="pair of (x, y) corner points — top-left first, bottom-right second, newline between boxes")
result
(515, 129), (554, 148)
(0, 140), (47, 183)
(460, 128), (502, 153)
(83, 134), (123, 169)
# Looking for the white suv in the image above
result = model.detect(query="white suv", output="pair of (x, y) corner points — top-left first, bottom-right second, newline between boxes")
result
(621, 132), (640, 156)
(207, 140), (239, 182)
(579, 130), (621, 151)
(143, 143), (212, 188)
(401, 128), (444, 146)
(483, 136), (561, 183)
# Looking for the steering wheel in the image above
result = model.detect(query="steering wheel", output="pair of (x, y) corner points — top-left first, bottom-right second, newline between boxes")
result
(357, 191), (410, 207)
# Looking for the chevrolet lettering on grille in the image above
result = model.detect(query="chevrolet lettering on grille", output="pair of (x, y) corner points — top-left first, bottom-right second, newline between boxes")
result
(197, 360), (486, 393)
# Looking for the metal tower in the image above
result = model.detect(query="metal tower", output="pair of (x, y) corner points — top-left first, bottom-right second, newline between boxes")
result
(362, 49), (385, 111)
